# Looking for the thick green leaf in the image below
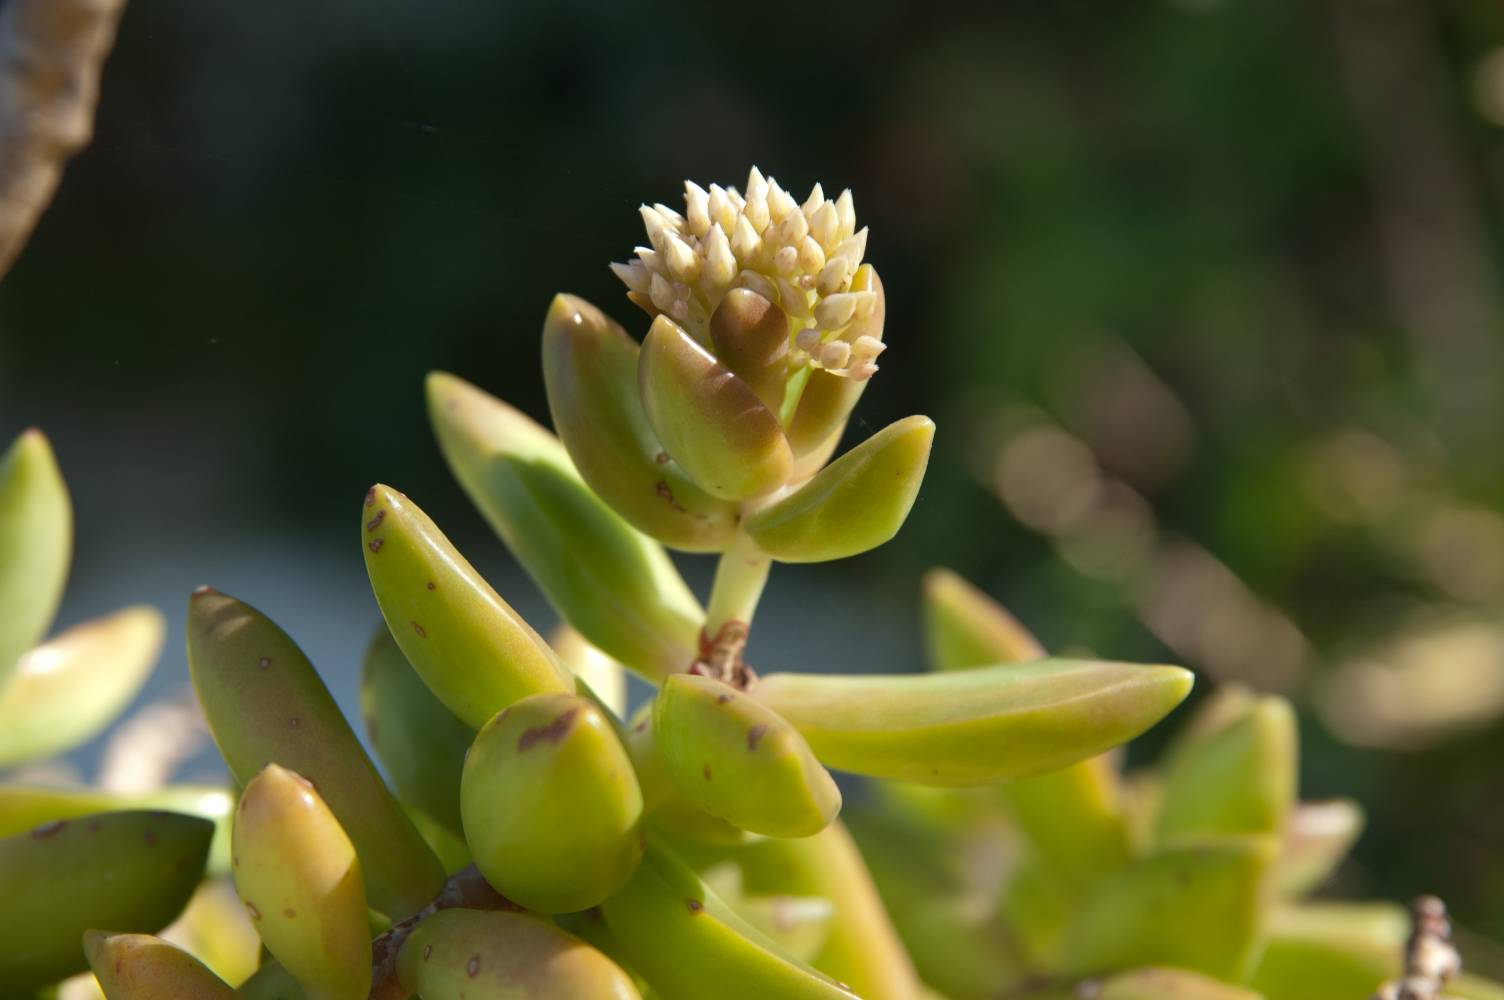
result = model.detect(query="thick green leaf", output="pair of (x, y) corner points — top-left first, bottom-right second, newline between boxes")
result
(397, 909), (642, 999)
(359, 626), (474, 838)
(1248, 902), (1404, 1000)
(921, 568), (1045, 671)
(1000, 755), (1130, 900)
(85, 931), (238, 1000)
(600, 840), (859, 1000)
(638, 315), (792, 501)
(543, 293), (738, 552)
(744, 415), (933, 563)
(0, 784), (233, 877)
(362, 484), (573, 728)
(708, 288), (795, 414)
(427, 371), (703, 681)
(232, 765), (371, 1000)
(0, 810), (213, 990)
(1094, 967), (1264, 999)
(1155, 694), (1297, 844)
(754, 660), (1193, 786)
(0, 606), (163, 767)
(1278, 799), (1363, 896)
(736, 822), (927, 1000)
(653, 674), (839, 838)
(0, 430), (71, 686)
(186, 588), (444, 919)
(1061, 836), (1276, 981)
(461, 692), (643, 913)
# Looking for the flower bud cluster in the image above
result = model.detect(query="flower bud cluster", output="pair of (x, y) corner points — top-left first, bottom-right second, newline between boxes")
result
(610, 167), (885, 381)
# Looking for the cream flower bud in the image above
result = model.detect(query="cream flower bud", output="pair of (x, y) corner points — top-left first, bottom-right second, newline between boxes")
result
(650, 272), (677, 313)
(768, 180), (797, 222)
(814, 292), (859, 330)
(816, 256), (851, 296)
(773, 246), (798, 275)
(708, 185), (736, 233)
(801, 183), (825, 218)
(795, 328), (822, 353)
(810, 201), (840, 252)
(665, 233), (700, 282)
(818, 340), (852, 370)
(684, 181), (711, 237)
(776, 207), (810, 247)
(640, 205), (672, 252)
(732, 214), (762, 263)
(609, 260), (649, 294)
(705, 223), (737, 288)
(744, 190), (771, 234)
(834, 189), (856, 241)
(798, 235), (826, 274)
(736, 269), (779, 303)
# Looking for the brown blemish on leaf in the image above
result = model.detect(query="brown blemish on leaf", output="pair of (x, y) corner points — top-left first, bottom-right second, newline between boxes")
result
(467, 955), (481, 977)
(422, 944), (432, 961)
(366, 510), (385, 532)
(716, 693), (732, 704)
(144, 830), (157, 847)
(289, 716), (301, 729)
(283, 907), (297, 919)
(747, 724), (768, 751)
(411, 621), (427, 638)
(427, 581), (436, 591)
(655, 451), (670, 464)
(518, 707), (581, 752)
(655, 480), (688, 513)
(257, 656), (272, 670)
(369, 538), (385, 553)
(31, 820), (66, 838)
(686, 898), (704, 914)
(245, 901), (261, 920)
(703, 764), (712, 780)
(365, 486), (377, 508)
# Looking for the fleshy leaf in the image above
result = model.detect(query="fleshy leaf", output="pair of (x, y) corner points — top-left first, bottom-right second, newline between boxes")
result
(1247, 902), (1404, 1000)
(543, 293), (739, 551)
(85, 929), (238, 999)
(1155, 694), (1297, 845)
(426, 371), (703, 680)
(362, 484), (574, 728)
(1000, 755), (1131, 901)
(0, 429), (71, 685)
(0, 606), (163, 767)
(1092, 967), (1264, 999)
(553, 625), (629, 719)
(397, 908), (642, 999)
(744, 415), (934, 563)
(461, 692), (643, 913)
(737, 822), (927, 1000)
(359, 626), (474, 838)
(652, 674), (840, 839)
(921, 568), (1045, 671)
(1278, 799), (1364, 896)
(708, 288), (794, 414)
(232, 765), (371, 1000)
(599, 840), (859, 1000)
(0, 810), (212, 990)
(638, 314), (793, 501)
(754, 660), (1193, 786)
(186, 588), (445, 919)
(1061, 836), (1276, 982)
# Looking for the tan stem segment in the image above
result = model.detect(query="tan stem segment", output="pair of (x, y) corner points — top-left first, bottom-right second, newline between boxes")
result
(0, 0), (128, 279)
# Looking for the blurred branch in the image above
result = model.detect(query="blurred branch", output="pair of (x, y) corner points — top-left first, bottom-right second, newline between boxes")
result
(0, 0), (128, 280)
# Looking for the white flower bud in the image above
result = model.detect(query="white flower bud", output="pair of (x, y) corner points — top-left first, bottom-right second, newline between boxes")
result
(768, 180), (798, 222)
(816, 256), (851, 296)
(833, 227), (868, 268)
(798, 235), (826, 274)
(735, 269), (779, 303)
(732, 214), (762, 264)
(609, 260), (649, 294)
(772, 246), (798, 275)
(801, 183), (825, 219)
(640, 205), (674, 252)
(708, 185), (736, 233)
(654, 203), (685, 229)
(635, 246), (662, 273)
(684, 181), (711, 237)
(650, 272), (677, 313)
(834, 189), (856, 241)
(743, 190), (771, 234)
(851, 361), (879, 381)
(810, 201), (840, 252)
(795, 328), (822, 353)
(818, 340), (851, 370)
(705, 223), (736, 288)
(776, 207), (810, 248)
(665, 233), (700, 282)
(746, 166), (768, 202)
(814, 292), (859, 330)
(777, 277), (810, 316)
(850, 335), (885, 364)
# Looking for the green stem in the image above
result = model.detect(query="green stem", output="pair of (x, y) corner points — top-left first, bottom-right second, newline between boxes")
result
(704, 531), (772, 637)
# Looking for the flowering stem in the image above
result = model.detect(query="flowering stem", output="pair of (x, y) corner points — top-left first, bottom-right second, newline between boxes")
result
(705, 531), (771, 640)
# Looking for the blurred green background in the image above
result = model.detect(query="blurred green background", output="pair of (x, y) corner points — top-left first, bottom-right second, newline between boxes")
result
(3, 0), (1504, 947)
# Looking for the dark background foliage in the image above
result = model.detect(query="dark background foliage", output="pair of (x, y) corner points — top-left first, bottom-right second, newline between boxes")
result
(3, 0), (1504, 946)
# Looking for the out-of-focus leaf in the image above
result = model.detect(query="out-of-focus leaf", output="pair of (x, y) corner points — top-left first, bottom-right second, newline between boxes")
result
(1247, 902), (1405, 1000)
(921, 568), (1046, 671)
(1278, 799), (1364, 896)
(0, 429), (71, 686)
(0, 606), (163, 767)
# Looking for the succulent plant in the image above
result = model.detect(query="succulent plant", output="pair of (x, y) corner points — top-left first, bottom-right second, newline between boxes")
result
(0, 169), (1485, 1000)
